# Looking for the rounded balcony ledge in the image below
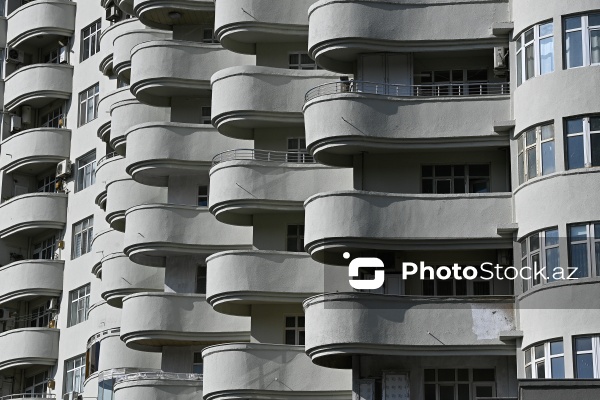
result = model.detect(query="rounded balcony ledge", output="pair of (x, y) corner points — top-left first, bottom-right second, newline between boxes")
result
(130, 40), (253, 107)
(125, 122), (244, 187)
(303, 83), (510, 167)
(0, 18), (7, 48)
(95, 154), (128, 209)
(211, 66), (339, 139)
(304, 190), (513, 263)
(0, 193), (67, 239)
(303, 293), (516, 368)
(105, 178), (167, 232)
(120, 292), (250, 351)
(202, 343), (352, 400)
(206, 250), (352, 316)
(0, 128), (71, 175)
(91, 227), (122, 273)
(99, 18), (145, 76)
(114, 371), (203, 400)
(519, 279), (600, 350)
(0, 328), (59, 372)
(214, 0), (313, 55)
(117, 0), (134, 15)
(208, 153), (352, 225)
(7, 0), (76, 48)
(110, 95), (171, 155)
(97, 87), (132, 143)
(514, 168), (600, 238)
(4, 64), (73, 112)
(114, 29), (171, 83)
(99, 253), (164, 308)
(513, 66), (600, 136)
(308, 0), (510, 72)
(0, 260), (64, 306)
(133, 0), (215, 30)
(123, 203), (252, 267)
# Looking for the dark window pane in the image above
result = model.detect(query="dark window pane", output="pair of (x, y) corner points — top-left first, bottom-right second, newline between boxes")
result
(424, 369), (436, 381)
(566, 31), (584, 68)
(472, 369), (495, 382)
(591, 134), (600, 166)
(436, 180), (451, 194)
(576, 354), (594, 378)
(455, 280), (467, 296)
(422, 180), (434, 194)
(524, 28), (534, 43)
(541, 141), (555, 175)
(475, 386), (494, 397)
(457, 369), (468, 381)
(454, 179), (466, 193)
(298, 317), (305, 327)
(453, 165), (465, 176)
(575, 337), (593, 352)
(437, 279), (454, 296)
(530, 234), (540, 251)
(457, 384), (469, 400)
(439, 385), (455, 400)
(535, 344), (545, 359)
(424, 384), (436, 400)
(466, 70), (487, 81)
(285, 317), (295, 327)
(434, 71), (451, 82)
(565, 16), (582, 30)
(423, 280), (435, 296)
(567, 118), (584, 134)
(590, 14), (600, 27)
(591, 117), (600, 132)
(550, 341), (563, 355)
(469, 164), (489, 176)
(298, 330), (305, 345)
(435, 165), (452, 176)
(473, 281), (491, 296)
(285, 330), (296, 345)
(567, 135), (585, 169)
(570, 243), (589, 278)
(551, 357), (565, 378)
(438, 369), (455, 382)
(527, 148), (537, 178)
(422, 165), (433, 177)
(545, 229), (559, 246)
(536, 362), (545, 378)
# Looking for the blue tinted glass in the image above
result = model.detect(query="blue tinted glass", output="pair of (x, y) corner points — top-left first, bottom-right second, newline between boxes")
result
(551, 357), (565, 378)
(576, 337), (593, 351)
(565, 16), (582, 30)
(540, 37), (554, 75)
(567, 118), (584, 134)
(542, 141), (555, 175)
(591, 134), (600, 167)
(550, 341), (564, 354)
(566, 31), (584, 68)
(567, 135), (585, 169)
(569, 243), (589, 278)
(590, 14), (600, 27)
(540, 22), (553, 36)
(576, 354), (594, 378)
(545, 229), (559, 246)
(546, 247), (560, 282)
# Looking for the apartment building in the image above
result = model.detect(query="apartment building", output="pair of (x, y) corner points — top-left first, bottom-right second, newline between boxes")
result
(0, 1), (598, 400)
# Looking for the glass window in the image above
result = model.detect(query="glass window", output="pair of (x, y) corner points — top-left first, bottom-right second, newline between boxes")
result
(201, 106), (211, 124)
(565, 115), (600, 169)
(421, 164), (490, 194)
(202, 28), (219, 44)
(76, 151), (96, 192)
(72, 216), (94, 259)
(85, 341), (100, 378)
(516, 22), (554, 85)
(33, 236), (56, 260)
(24, 370), (50, 395)
(196, 265), (207, 294)
(65, 355), (86, 394)
(424, 369), (495, 400)
(198, 186), (208, 206)
(289, 52), (320, 70)
(575, 336), (600, 378)
(81, 20), (101, 61)
(79, 83), (100, 126)
(564, 14), (600, 68)
(568, 222), (600, 279)
(69, 284), (90, 327)
(521, 228), (560, 292)
(193, 352), (204, 374)
(286, 225), (305, 252)
(287, 138), (313, 163)
(40, 106), (64, 128)
(38, 173), (57, 193)
(518, 124), (555, 184)
(284, 315), (305, 345)
(524, 340), (565, 379)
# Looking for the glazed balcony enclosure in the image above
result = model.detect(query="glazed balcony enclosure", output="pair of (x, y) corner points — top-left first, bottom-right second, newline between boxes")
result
(123, 204), (252, 267)
(307, 0), (511, 72)
(304, 190), (513, 263)
(120, 292), (250, 351)
(125, 122), (244, 187)
(0, 193), (67, 239)
(0, 128), (71, 175)
(4, 64), (73, 112)
(304, 81), (511, 167)
(6, 0), (76, 48)
(133, 0), (214, 30)
(202, 343), (351, 400)
(206, 250), (351, 316)
(211, 66), (339, 139)
(0, 260), (63, 305)
(0, 328), (59, 371)
(209, 149), (352, 225)
(303, 293), (516, 368)
(130, 40), (254, 107)
(114, 371), (203, 400)
(214, 0), (314, 54)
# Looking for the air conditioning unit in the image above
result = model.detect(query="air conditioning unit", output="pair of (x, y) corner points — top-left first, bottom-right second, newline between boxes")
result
(0, 309), (13, 321)
(10, 115), (22, 134)
(494, 47), (509, 77)
(106, 5), (122, 22)
(6, 47), (24, 64)
(49, 298), (59, 310)
(59, 46), (69, 64)
(56, 160), (72, 178)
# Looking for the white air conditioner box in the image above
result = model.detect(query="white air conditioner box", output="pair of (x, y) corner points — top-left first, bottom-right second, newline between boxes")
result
(6, 47), (24, 64)
(56, 159), (72, 178)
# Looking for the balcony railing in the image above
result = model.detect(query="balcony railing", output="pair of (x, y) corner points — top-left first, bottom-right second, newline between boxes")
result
(0, 394), (56, 400)
(0, 310), (56, 333)
(212, 149), (315, 166)
(305, 80), (511, 102)
(97, 152), (118, 166)
(115, 371), (203, 384)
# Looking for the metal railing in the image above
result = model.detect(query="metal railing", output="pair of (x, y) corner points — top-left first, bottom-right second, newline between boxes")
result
(115, 371), (203, 385)
(0, 394), (56, 400)
(305, 80), (510, 102)
(212, 149), (314, 166)
(97, 152), (117, 166)
(0, 310), (55, 333)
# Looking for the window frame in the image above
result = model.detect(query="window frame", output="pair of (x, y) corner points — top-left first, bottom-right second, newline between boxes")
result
(71, 216), (94, 260)
(521, 227), (560, 292)
(574, 335), (600, 379)
(516, 21), (554, 86)
(78, 83), (100, 126)
(81, 19), (101, 62)
(65, 354), (86, 394)
(288, 52), (320, 70)
(201, 106), (212, 124)
(565, 115), (600, 169)
(75, 151), (96, 192)
(40, 105), (64, 128)
(524, 340), (565, 379)
(24, 370), (50, 395)
(68, 284), (91, 327)
(284, 315), (305, 345)
(32, 235), (57, 260)
(198, 186), (209, 206)
(564, 13), (600, 69)
(423, 368), (496, 400)
(37, 172), (57, 193)
(568, 222), (600, 279)
(287, 138), (313, 163)
(192, 352), (204, 374)
(518, 124), (556, 184)
(286, 224), (305, 252)
(421, 164), (491, 194)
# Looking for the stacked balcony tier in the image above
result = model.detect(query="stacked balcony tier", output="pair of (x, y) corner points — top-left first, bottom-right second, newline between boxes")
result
(99, 18), (146, 76)
(133, 0), (215, 30)
(113, 27), (171, 83)
(0, 193), (67, 239)
(114, 372), (203, 400)
(0, 328), (59, 371)
(0, 260), (63, 305)
(4, 64), (73, 111)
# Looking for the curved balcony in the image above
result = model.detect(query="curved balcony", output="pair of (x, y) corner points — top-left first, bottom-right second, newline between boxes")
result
(100, 254), (164, 308)
(114, 28), (171, 83)
(303, 293), (516, 368)
(515, 169), (600, 237)
(0, 128), (71, 175)
(308, 0), (510, 72)
(97, 87), (132, 144)
(0, 260), (63, 306)
(512, 1), (595, 38)
(4, 64), (73, 112)
(202, 343), (351, 400)
(133, 0), (214, 30)
(519, 279), (600, 350)
(125, 122), (244, 187)
(109, 93), (171, 154)
(117, 0), (134, 14)
(305, 190), (513, 263)
(120, 292), (250, 351)
(99, 19), (145, 76)
(0, 328), (59, 371)
(114, 371), (203, 400)
(7, 0), (76, 48)
(95, 153), (126, 210)
(209, 149), (352, 225)
(211, 66), (339, 139)
(130, 40), (253, 107)
(206, 250), (351, 316)
(214, 0), (313, 54)
(0, 193), (67, 239)
(123, 204), (252, 267)
(0, 18), (7, 48)
(304, 81), (511, 167)
(514, 67), (600, 135)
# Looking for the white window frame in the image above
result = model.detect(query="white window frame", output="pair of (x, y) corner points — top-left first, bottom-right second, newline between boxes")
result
(565, 115), (600, 169)
(68, 284), (90, 327)
(289, 52), (320, 70)
(33, 235), (56, 260)
(78, 83), (100, 126)
(284, 315), (305, 345)
(574, 336), (600, 379)
(24, 370), (49, 395)
(37, 173), (57, 193)
(421, 164), (491, 194)
(568, 222), (600, 278)
(72, 216), (94, 259)
(516, 21), (554, 86)
(287, 138), (313, 163)
(202, 28), (219, 44)
(564, 14), (600, 69)
(197, 186), (208, 206)
(423, 368), (496, 400)
(521, 228), (560, 292)
(65, 354), (86, 394)
(75, 151), (96, 192)
(81, 19), (101, 62)
(524, 340), (565, 379)
(41, 106), (64, 128)
(518, 124), (555, 184)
